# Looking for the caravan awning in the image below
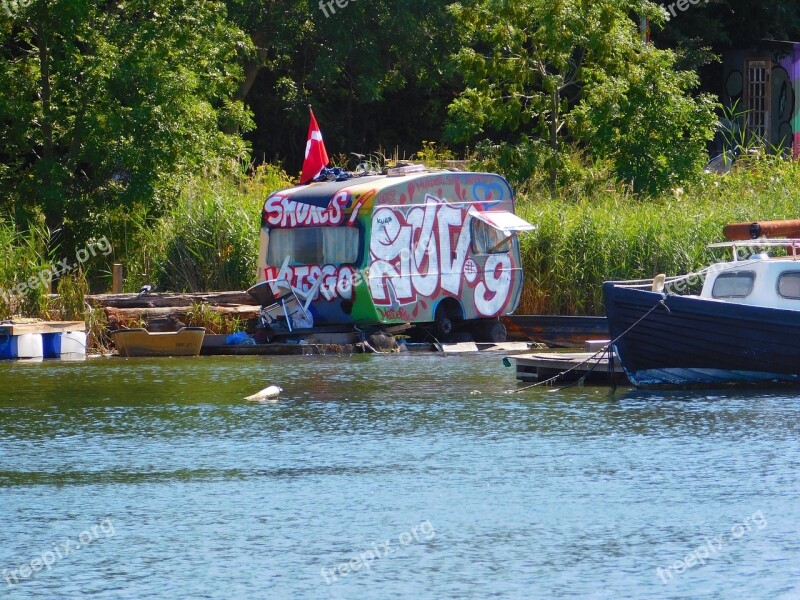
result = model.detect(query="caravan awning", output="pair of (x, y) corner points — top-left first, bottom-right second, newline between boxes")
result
(470, 209), (536, 237)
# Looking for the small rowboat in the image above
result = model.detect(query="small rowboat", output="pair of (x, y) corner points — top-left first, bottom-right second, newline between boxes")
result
(113, 327), (205, 357)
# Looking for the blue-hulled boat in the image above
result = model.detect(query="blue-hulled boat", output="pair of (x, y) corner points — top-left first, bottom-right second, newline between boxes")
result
(604, 239), (800, 388)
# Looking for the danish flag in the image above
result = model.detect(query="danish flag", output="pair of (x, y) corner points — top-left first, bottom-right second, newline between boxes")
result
(300, 107), (330, 184)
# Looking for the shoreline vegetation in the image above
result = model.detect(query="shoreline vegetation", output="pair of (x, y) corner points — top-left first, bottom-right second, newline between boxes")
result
(2, 147), (800, 341)
(4, 0), (798, 347)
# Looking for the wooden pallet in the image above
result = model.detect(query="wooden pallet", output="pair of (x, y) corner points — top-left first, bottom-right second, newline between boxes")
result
(509, 351), (628, 384)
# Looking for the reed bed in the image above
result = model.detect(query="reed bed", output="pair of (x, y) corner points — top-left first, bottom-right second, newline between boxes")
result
(125, 164), (293, 292)
(515, 155), (800, 315)
(3, 153), (800, 321)
(0, 218), (54, 318)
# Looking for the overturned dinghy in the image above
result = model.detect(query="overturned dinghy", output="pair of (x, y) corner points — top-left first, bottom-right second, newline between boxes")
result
(113, 327), (205, 357)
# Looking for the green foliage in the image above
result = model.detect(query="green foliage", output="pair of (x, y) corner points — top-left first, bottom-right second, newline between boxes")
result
(0, 0), (253, 246)
(54, 271), (88, 321)
(124, 165), (292, 292)
(470, 139), (618, 197)
(571, 45), (717, 195)
(415, 142), (455, 168)
(516, 157), (800, 315)
(0, 216), (54, 318)
(226, 0), (462, 162)
(653, 0), (800, 69)
(447, 0), (716, 195)
(185, 302), (242, 334)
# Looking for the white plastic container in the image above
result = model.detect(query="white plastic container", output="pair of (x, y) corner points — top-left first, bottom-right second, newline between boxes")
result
(16, 334), (43, 359)
(42, 331), (87, 359)
(59, 331), (87, 359)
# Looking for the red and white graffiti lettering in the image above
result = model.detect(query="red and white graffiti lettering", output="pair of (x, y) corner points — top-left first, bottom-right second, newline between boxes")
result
(264, 262), (357, 301)
(263, 191), (349, 228)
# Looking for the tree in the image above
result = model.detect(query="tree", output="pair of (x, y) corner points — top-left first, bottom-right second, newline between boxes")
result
(0, 0), (253, 245)
(445, 0), (717, 195)
(225, 0), (462, 166)
(572, 44), (717, 195)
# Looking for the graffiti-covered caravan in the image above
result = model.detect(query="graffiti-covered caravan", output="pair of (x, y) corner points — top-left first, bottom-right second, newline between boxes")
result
(257, 168), (534, 335)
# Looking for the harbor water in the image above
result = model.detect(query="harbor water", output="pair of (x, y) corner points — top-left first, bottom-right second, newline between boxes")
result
(1, 354), (799, 599)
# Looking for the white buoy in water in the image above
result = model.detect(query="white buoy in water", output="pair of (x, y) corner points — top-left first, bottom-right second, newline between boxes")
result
(244, 385), (283, 402)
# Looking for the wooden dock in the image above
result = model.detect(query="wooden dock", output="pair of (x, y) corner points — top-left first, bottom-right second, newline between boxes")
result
(0, 320), (86, 335)
(201, 340), (535, 356)
(507, 351), (629, 385)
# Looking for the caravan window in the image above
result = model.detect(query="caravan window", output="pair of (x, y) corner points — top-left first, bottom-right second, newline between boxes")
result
(712, 271), (755, 298)
(267, 227), (360, 266)
(471, 219), (511, 254)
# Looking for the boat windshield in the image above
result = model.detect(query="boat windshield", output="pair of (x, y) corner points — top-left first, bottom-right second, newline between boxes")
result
(712, 272), (755, 298)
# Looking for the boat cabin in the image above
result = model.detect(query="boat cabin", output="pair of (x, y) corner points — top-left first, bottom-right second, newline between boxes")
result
(256, 167), (535, 332)
(699, 242), (800, 310)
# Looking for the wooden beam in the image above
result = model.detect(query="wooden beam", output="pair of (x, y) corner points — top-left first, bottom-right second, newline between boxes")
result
(0, 321), (86, 335)
(86, 291), (258, 309)
(112, 264), (123, 294)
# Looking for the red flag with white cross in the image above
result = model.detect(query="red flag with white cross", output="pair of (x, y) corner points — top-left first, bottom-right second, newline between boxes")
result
(300, 107), (329, 184)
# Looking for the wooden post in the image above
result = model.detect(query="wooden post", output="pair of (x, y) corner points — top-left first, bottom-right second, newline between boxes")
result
(112, 263), (123, 294)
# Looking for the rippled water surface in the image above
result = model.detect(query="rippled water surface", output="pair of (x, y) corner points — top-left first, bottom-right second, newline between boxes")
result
(1, 354), (799, 599)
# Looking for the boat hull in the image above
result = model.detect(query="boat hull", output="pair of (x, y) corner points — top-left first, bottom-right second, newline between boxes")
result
(603, 282), (800, 388)
(113, 327), (205, 357)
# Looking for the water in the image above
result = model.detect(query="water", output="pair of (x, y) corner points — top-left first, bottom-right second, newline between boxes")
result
(0, 354), (799, 599)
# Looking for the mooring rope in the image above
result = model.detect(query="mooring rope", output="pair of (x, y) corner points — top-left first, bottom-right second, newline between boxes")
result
(505, 298), (670, 394)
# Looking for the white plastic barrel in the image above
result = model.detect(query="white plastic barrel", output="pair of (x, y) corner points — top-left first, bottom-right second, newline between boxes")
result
(60, 331), (87, 359)
(16, 334), (43, 359)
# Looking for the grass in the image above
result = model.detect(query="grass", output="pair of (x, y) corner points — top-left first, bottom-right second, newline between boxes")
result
(515, 153), (800, 315)
(124, 164), (293, 293)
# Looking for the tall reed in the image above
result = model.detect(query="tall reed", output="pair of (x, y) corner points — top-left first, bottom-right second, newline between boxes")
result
(124, 164), (293, 292)
(516, 155), (800, 315)
(0, 218), (54, 319)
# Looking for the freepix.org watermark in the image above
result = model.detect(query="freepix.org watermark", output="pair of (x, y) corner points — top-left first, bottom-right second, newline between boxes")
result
(320, 520), (435, 585)
(660, 0), (709, 22)
(3, 518), (115, 587)
(318, 0), (355, 18)
(0, 236), (113, 306)
(656, 510), (767, 584)
(1, 0), (31, 18)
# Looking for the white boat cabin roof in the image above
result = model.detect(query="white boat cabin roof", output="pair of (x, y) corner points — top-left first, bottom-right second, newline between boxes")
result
(699, 240), (800, 309)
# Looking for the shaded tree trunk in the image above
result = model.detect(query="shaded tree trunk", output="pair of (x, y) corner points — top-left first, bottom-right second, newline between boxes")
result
(549, 88), (559, 195)
(38, 26), (53, 159)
